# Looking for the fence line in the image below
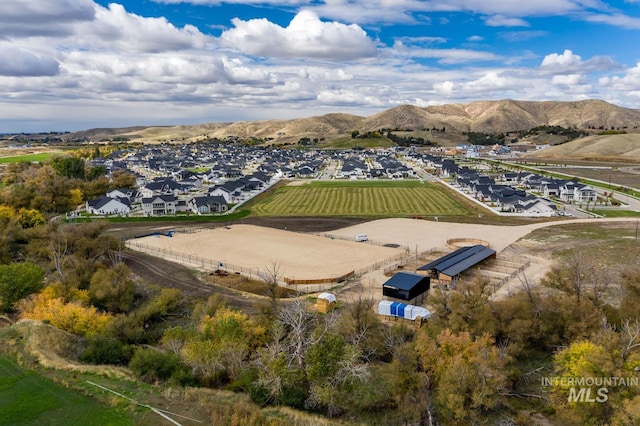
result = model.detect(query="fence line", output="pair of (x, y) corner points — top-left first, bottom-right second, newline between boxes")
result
(126, 240), (265, 281)
(127, 237), (531, 292)
(311, 232), (411, 252)
(126, 238), (416, 286)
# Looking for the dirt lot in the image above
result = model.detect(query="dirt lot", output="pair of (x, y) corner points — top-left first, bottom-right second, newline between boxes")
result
(129, 224), (406, 282)
(106, 216), (367, 240)
(118, 217), (640, 311)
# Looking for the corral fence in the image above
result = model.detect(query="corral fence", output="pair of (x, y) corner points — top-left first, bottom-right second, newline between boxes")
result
(284, 271), (355, 285)
(311, 232), (411, 252)
(126, 238), (412, 288)
(125, 240), (266, 281)
(353, 252), (410, 277)
(126, 231), (531, 293)
(446, 238), (489, 249)
(456, 253), (531, 292)
(382, 246), (451, 274)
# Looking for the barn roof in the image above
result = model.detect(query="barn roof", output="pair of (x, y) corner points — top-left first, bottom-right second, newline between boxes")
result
(383, 272), (429, 291)
(418, 245), (496, 277)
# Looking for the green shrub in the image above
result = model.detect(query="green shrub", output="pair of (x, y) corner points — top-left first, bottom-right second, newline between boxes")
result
(129, 348), (191, 385)
(79, 335), (133, 366)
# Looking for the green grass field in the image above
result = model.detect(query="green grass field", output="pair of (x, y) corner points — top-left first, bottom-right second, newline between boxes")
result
(320, 136), (396, 150)
(250, 180), (468, 217)
(0, 153), (52, 164)
(593, 209), (640, 217)
(0, 354), (135, 425)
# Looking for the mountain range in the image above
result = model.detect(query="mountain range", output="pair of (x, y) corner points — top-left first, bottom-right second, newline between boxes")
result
(65, 99), (640, 146)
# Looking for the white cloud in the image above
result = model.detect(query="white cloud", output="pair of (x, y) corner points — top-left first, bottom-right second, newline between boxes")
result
(156, 0), (307, 4)
(583, 12), (640, 29)
(0, 44), (59, 76)
(300, 0), (591, 26)
(540, 49), (619, 74)
(390, 41), (501, 64)
(541, 49), (583, 68)
(600, 62), (640, 91)
(551, 74), (588, 85)
(152, 0), (636, 32)
(433, 80), (455, 97)
(316, 88), (388, 107)
(394, 36), (448, 46)
(76, 3), (211, 53)
(484, 15), (529, 27)
(0, 0), (95, 37)
(1, 0), (640, 132)
(464, 72), (522, 92)
(219, 10), (377, 60)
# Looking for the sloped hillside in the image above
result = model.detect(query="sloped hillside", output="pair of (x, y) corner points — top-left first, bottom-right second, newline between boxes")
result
(526, 133), (640, 162)
(62, 99), (640, 145)
(358, 99), (640, 134)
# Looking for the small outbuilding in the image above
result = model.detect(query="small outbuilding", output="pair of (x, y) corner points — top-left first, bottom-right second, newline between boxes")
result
(316, 292), (337, 313)
(378, 300), (431, 324)
(382, 272), (430, 305)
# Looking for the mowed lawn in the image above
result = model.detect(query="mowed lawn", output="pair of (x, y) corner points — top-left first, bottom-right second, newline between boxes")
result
(0, 153), (53, 164)
(251, 180), (468, 217)
(0, 354), (135, 425)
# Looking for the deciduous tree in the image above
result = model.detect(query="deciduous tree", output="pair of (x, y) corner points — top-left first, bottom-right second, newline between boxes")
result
(88, 264), (135, 313)
(415, 328), (510, 424)
(17, 289), (111, 335)
(0, 261), (44, 311)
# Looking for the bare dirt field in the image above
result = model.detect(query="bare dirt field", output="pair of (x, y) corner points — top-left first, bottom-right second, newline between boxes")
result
(129, 224), (406, 282)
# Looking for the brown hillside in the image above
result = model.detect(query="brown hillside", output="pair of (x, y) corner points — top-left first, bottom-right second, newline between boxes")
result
(65, 99), (640, 145)
(359, 99), (640, 134)
(526, 133), (640, 162)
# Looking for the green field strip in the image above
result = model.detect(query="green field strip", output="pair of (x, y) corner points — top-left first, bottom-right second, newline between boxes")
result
(0, 153), (53, 164)
(250, 182), (469, 217)
(311, 188), (328, 213)
(0, 354), (134, 425)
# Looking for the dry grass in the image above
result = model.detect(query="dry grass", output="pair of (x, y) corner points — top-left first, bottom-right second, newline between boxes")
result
(163, 387), (354, 426)
(10, 320), (134, 380)
(528, 133), (640, 162)
(63, 100), (640, 154)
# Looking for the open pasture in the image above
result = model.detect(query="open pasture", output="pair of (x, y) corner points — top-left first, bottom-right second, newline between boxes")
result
(250, 180), (468, 217)
(0, 153), (53, 163)
(0, 354), (133, 425)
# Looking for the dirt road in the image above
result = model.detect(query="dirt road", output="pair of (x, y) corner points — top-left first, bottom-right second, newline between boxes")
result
(121, 251), (261, 311)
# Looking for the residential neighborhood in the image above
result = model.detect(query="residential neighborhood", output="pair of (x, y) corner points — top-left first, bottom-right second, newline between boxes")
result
(81, 141), (599, 219)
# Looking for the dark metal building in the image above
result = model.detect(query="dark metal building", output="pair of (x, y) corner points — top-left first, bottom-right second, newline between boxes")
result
(382, 272), (430, 305)
(417, 244), (496, 285)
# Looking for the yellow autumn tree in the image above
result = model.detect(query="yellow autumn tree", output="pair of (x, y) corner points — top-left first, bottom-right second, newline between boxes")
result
(415, 328), (510, 424)
(551, 340), (617, 422)
(69, 188), (84, 208)
(554, 340), (615, 381)
(17, 287), (111, 336)
(0, 205), (16, 223)
(181, 307), (266, 382)
(16, 208), (45, 228)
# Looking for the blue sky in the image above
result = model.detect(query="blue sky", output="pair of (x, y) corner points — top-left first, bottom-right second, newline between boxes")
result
(1, 0), (640, 132)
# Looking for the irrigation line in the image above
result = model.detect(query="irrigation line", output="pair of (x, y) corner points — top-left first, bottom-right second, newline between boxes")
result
(85, 380), (203, 425)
